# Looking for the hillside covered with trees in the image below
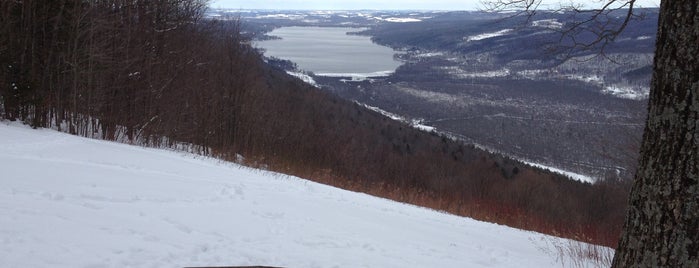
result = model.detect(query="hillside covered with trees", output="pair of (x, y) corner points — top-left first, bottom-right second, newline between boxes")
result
(1, 0), (630, 247)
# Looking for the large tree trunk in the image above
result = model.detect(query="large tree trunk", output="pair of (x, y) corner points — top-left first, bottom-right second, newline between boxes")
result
(611, 1), (698, 267)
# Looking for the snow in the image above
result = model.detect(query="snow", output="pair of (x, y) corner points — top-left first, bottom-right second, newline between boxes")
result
(360, 102), (404, 121)
(438, 66), (511, 79)
(514, 69), (650, 100)
(0, 122), (611, 267)
(603, 85), (649, 100)
(315, 70), (395, 79)
(286, 71), (318, 87)
(562, 74), (649, 100)
(414, 52), (444, 58)
(358, 102), (436, 132)
(516, 69), (548, 79)
(521, 161), (597, 184)
(532, 19), (563, 29)
(383, 17), (422, 23)
(253, 14), (306, 20)
(564, 74), (605, 84)
(439, 130), (597, 184)
(465, 29), (513, 42)
(412, 122), (436, 132)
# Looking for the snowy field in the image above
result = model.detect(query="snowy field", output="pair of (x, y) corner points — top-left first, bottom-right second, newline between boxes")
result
(0, 122), (610, 267)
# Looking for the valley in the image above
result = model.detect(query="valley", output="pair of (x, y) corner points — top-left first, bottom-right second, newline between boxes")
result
(222, 8), (657, 180)
(4, 1), (686, 266)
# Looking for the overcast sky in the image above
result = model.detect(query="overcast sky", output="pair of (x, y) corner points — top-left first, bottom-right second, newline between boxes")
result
(209, 0), (660, 11)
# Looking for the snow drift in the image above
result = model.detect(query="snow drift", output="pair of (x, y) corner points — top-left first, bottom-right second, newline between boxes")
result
(0, 122), (611, 267)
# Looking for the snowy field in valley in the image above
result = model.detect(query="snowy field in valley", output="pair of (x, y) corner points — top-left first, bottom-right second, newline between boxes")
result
(0, 122), (611, 267)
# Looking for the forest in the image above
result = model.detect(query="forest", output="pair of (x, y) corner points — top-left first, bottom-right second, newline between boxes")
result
(0, 0), (631, 247)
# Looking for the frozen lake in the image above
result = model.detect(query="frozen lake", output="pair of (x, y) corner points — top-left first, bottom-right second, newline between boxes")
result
(256, 27), (403, 77)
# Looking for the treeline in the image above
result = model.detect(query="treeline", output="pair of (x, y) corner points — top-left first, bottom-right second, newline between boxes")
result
(0, 1), (628, 247)
(0, 0), (259, 150)
(251, 74), (630, 247)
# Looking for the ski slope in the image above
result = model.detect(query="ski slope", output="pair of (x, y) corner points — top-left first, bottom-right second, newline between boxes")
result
(0, 122), (610, 267)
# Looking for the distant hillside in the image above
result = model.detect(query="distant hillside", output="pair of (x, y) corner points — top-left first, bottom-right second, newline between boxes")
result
(365, 9), (658, 59)
(357, 10), (655, 179)
(236, 9), (654, 179)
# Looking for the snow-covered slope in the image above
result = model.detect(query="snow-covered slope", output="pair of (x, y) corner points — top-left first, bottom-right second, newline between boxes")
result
(0, 122), (609, 267)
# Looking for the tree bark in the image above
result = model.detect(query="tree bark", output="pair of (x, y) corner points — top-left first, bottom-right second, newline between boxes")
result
(612, 0), (699, 267)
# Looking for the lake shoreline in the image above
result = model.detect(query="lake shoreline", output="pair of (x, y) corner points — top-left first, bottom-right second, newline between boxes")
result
(256, 26), (404, 75)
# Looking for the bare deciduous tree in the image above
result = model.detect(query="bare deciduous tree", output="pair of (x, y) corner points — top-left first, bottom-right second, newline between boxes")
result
(484, 0), (651, 58)
(484, 0), (699, 266)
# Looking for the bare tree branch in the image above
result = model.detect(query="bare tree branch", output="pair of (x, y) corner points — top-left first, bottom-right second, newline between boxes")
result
(482, 0), (648, 62)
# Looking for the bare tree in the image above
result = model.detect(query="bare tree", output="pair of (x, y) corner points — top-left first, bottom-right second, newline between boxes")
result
(484, 0), (699, 266)
(484, 0), (650, 58)
(611, 1), (698, 266)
